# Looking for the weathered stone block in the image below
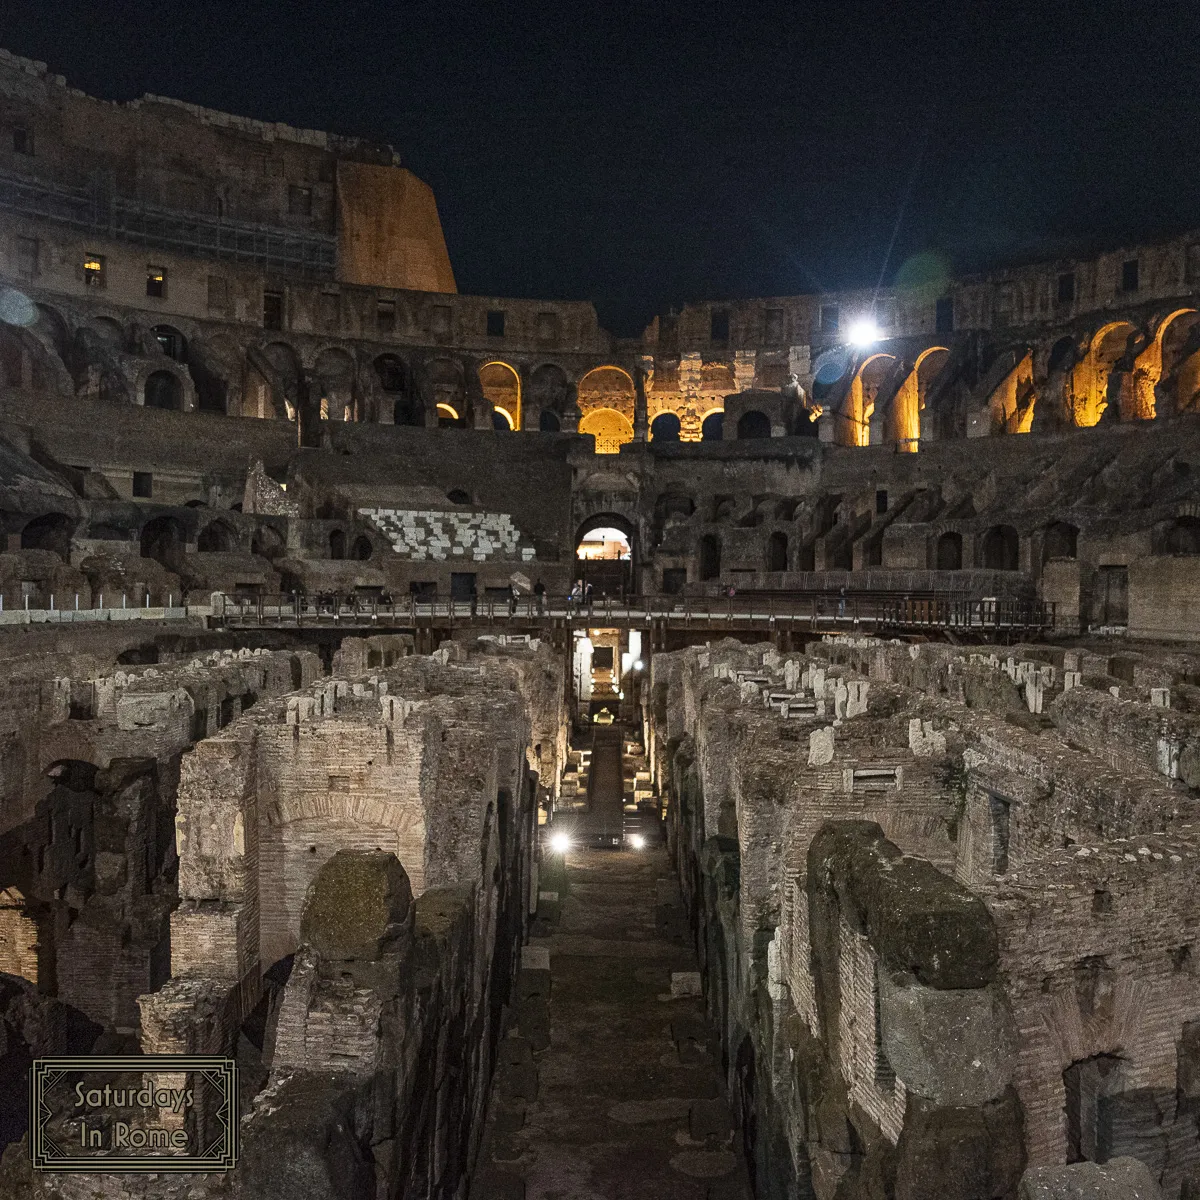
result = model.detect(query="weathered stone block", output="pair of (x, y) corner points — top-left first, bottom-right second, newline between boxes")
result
(299, 849), (413, 962)
(1018, 1157), (1162, 1199)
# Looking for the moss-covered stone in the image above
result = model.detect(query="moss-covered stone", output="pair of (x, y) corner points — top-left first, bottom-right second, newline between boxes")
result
(300, 849), (413, 962)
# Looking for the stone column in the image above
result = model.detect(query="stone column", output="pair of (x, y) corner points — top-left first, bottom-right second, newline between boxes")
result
(633, 362), (649, 441)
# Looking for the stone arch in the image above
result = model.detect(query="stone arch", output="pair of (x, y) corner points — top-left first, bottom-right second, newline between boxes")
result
(538, 409), (561, 432)
(1153, 309), (1200, 416)
(90, 316), (123, 345)
(19, 512), (75, 561)
(197, 520), (236, 553)
(1072, 322), (1137, 426)
(890, 345), (950, 451)
(142, 369), (184, 411)
(373, 353), (421, 426)
(139, 516), (186, 570)
(314, 346), (357, 422)
(839, 353), (897, 446)
(251, 525), (286, 559)
(529, 363), (571, 430)
(578, 366), (636, 419)
(1042, 521), (1079, 563)
(980, 524), (1020, 571)
(578, 407), (634, 454)
(352, 535), (373, 561)
(34, 304), (72, 368)
(188, 335), (238, 415)
(576, 512), (637, 556)
(480, 361), (521, 431)
(1161, 516), (1200, 556)
(701, 408), (724, 441)
(246, 341), (303, 421)
(736, 410), (771, 440)
(650, 412), (681, 441)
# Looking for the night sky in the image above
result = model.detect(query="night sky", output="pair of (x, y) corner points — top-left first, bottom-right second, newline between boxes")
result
(4, 1), (1199, 335)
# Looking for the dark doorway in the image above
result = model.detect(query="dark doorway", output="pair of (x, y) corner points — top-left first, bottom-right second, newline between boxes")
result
(1043, 522), (1079, 562)
(450, 572), (477, 601)
(329, 530), (345, 560)
(935, 531), (963, 571)
(139, 516), (184, 570)
(766, 531), (788, 572)
(1064, 1055), (1122, 1164)
(144, 370), (183, 411)
(19, 513), (74, 561)
(539, 409), (561, 432)
(702, 411), (724, 441)
(981, 525), (1019, 571)
(1092, 566), (1128, 625)
(736, 410), (771, 440)
(699, 534), (721, 581)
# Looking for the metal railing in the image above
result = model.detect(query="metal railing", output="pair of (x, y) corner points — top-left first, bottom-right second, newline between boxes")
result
(215, 591), (1056, 633)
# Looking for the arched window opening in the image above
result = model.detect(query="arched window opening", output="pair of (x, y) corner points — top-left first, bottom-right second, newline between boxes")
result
(935, 531), (963, 571)
(493, 408), (515, 431)
(144, 370), (182, 411)
(139, 516), (185, 569)
(981, 525), (1020, 571)
(1043, 522), (1079, 562)
(329, 530), (346, 560)
(437, 403), (467, 429)
(736, 410), (771, 440)
(766, 531), (788, 572)
(447, 489), (471, 505)
(1164, 516), (1200, 555)
(352, 535), (373, 561)
(650, 413), (681, 442)
(197, 522), (234, 553)
(19, 513), (74, 561)
(701, 411), (724, 441)
(539, 409), (561, 432)
(699, 534), (721, 581)
(152, 325), (187, 362)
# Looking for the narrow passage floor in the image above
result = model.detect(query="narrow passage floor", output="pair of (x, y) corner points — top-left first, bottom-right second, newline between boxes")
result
(472, 738), (750, 1198)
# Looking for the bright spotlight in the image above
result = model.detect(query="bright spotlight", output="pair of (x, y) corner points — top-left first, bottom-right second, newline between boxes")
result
(847, 317), (879, 348)
(633, 660), (644, 671)
(629, 834), (646, 850)
(549, 831), (570, 854)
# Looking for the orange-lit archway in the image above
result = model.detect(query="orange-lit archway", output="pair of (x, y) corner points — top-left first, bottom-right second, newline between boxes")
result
(579, 407), (634, 454)
(480, 361), (521, 430)
(578, 366), (636, 421)
(839, 353), (896, 446)
(1072, 322), (1136, 426)
(1133, 309), (1200, 418)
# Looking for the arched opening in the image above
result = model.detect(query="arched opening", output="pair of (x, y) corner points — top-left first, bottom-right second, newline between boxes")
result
(245, 341), (302, 422)
(1158, 311), (1200, 415)
(736, 410), (771, 440)
(480, 361), (521, 431)
(492, 408), (515, 430)
(437, 403), (467, 429)
(1074, 323), (1136, 426)
(650, 413), (681, 441)
(578, 407), (634, 454)
(576, 526), (631, 561)
(197, 521), (234, 553)
(529, 364), (570, 429)
(139, 516), (185, 570)
(1042, 521), (1079, 563)
(1163, 516), (1200, 555)
(152, 325), (187, 362)
(935, 531), (963, 571)
(315, 347), (356, 423)
(538, 409), (561, 432)
(447, 488), (471, 505)
(377, 354), (407, 390)
(699, 534), (721, 581)
(578, 365), (636, 419)
(766, 531), (788, 572)
(19, 513), (74, 561)
(143, 370), (183, 411)
(329, 530), (346, 560)
(352, 535), (373, 561)
(840, 353), (897, 447)
(981, 525), (1020, 571)
(701, 410), (724, 441)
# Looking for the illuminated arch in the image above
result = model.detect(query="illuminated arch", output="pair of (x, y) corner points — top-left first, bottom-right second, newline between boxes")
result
(480, 361), (521, 429)
(493, 406), (516, 430)
(578, 407), (635, 454)
(839, 353), (897, 447)
(578, 366), (636, 420)
(1072, 321), (1137, 426)
(1137, 308), (1200, 418)
(437, 403), (460, 420)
